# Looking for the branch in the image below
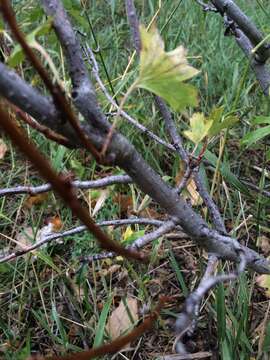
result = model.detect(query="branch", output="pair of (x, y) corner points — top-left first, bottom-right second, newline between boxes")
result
(234, 27), (270, 95)
(0, 175), (132, 197)
(125, 0), (141, 53)
(40, 0), (110, 134)
(174, 253), (247, 354)
(195, 0), (270, 94)
(155, 95), (227, 235)
(0, 105), (145, 262)
(8, 101), (70, 147)
(83, 45), (175, 152)
(81, 219), (177, 263)
(1, 0), (103, 159)
(0, 218), (164, 264)
(211, 0), (270, 63)
(241, 180), (270, 198)
(1, 0), (266, 273)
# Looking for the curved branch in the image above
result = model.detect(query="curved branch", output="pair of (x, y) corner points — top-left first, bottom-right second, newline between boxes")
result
(0, 175), (132, 197)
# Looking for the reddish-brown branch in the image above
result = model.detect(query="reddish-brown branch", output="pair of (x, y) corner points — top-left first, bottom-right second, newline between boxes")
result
(0, 105), (146, 262)
(0, 0), (100, 159)
(28, 296), (171, 360)
(7, 101), (70, 147)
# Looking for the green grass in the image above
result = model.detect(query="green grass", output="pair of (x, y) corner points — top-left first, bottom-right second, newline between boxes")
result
(0, 0), (270, 359)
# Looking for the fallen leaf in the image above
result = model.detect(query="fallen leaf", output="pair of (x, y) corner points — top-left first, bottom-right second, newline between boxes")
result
(0, 139), (7, 159)
(15, 227), (34, 249)
(46, 215), (63, 232)
(113, 193), (133, 216)
(137, 25), (199, 112)
(258, 236), (270, 255)
(106, 297), (138, 346)
(257, 273), (270, 298)
(24, 193), (48, 209)
(92, 189), (110, 217)
(186, 179), (203, 206)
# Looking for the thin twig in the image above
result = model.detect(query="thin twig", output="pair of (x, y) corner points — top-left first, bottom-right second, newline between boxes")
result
(0, 0), (100, 159)
(174, 252), (247, 353)
(0, 218), (165, 264)
(29, 296), (171, 360)
(84, 45), (175, 152)
(8, 101), (70, 147)
(241, 180), (270, 198)
(0, 175), (132, 197)
(155, 96), (226, 234)
(0, 105), (145, 262)
(81, 220), (177, 263)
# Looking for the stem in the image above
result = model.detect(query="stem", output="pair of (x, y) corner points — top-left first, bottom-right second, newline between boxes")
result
(101, 79), (139, 156)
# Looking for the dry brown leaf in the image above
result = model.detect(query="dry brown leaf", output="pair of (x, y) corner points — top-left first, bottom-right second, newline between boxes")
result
(186, 179), (203, 206)
(175, 163), (202, 206)
(0, 139), (7, 159)
(113, 193), (133, 216)
(258, 236), (270, 255)
(15, 227), (34, 249)
(24, 193), (48, 209)
(106, 297), (138, 346)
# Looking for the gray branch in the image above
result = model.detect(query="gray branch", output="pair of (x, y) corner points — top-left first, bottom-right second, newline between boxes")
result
(125, 0), (141, 53)
(174, 253), (247, 354)
(0, 175), (132, 197)
(84, 45), (175, 151)
(39, 0), (269, 274)
(0, 217), (165, 263)
(234, 28), (270, 95)
(211, 0), (270, 63)
(0, 0), (267, 274)
(81, 220), (176, 263)
(195, 0), (270, 94)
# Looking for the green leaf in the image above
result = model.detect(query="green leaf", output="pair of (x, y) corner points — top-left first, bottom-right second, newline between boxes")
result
(137, 25), (199, 111)
(7, 19), (52, 67)
(184, 108), (239, 144)
(184, 112), (213, 144)
(208, 106), (238, 137)
(241, 125), (270, 147)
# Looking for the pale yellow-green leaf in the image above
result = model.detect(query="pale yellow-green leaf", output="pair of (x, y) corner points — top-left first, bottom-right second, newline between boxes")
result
(137, 25), (199, 111)
(184, 112), (213, 144)
(184, 108), (239, 144)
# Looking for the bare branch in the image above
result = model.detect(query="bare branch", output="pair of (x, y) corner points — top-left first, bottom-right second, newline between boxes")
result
(0, 0), (266, 273)
(0, 105), (145, 262)
(211, 0), (270, 63)
(155, 96), (227, 234)
(8, 101), (70, 147)
(125, 0), (141, 53)
(0, 0), (100, 159)
(195, 0), (270, 94)
(41, 0), (110, 133)
(84, 45), (175, 152)
(81, 220), (177, 263)
(242, 180), (270, 198)
(0, 218), (164, 264)
(174, 253), (247, 354)
(0, 175), (132, 197)
(234, 28), (270, 95)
